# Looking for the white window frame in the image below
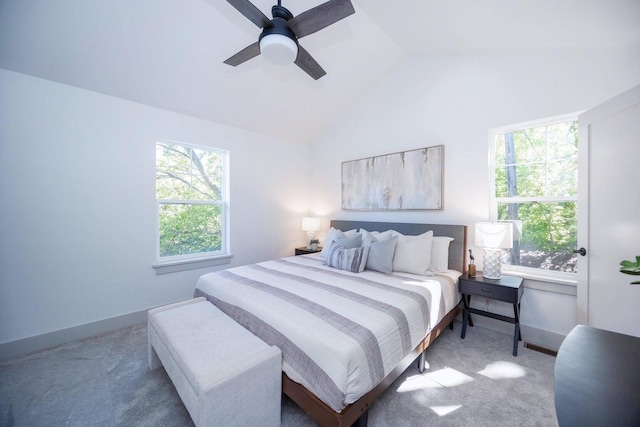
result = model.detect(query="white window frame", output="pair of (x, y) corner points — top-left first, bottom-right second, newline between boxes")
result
(153, 140), (231, 274)
(488, 112), (579, 286)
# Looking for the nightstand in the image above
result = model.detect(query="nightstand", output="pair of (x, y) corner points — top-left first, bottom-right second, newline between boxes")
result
(294, 246), (322, 256)
(459, 272), (524, 356)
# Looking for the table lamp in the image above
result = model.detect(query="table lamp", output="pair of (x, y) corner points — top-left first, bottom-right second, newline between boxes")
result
(475, 222), (513, 279)
(301, 217), (320, 249)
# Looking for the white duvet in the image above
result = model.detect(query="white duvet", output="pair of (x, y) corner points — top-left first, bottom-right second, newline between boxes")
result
(194, 254), (460, 412)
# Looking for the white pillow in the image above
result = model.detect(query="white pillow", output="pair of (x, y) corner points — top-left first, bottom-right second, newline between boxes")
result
(431, 236), (454, 272)
(343, 228), (358, 238)
(391, 230), (434, 275)
(373, 230), (394, 240)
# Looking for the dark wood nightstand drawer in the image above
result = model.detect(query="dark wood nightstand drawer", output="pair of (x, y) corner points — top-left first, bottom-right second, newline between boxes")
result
(459, 274), (523, 304)
(460, 280), (517, 302)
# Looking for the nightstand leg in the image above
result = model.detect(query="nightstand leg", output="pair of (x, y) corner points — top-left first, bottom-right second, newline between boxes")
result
(461, 294), (469, 339)
(513, 303), (522, 340)
(512, 303), (521, 356)
(461, 308), (468, 339)
(465, 295), (474, 327)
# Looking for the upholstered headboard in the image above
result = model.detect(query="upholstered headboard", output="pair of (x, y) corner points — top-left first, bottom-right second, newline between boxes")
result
(330, 220), (468, 273)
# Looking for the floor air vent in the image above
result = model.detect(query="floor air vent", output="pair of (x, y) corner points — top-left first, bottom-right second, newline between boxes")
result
(524, 342), (558, 357)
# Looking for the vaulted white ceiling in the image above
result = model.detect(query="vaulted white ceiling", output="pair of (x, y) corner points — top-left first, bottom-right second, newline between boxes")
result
(1, 0), (639, 143)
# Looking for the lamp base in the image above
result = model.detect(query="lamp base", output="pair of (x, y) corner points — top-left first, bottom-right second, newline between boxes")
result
(306, 231), (317, 250)
(482, 248), (503, 279)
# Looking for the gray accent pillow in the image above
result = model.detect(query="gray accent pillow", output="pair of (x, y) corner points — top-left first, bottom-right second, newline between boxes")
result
(319, 228), (359, 259)
(319, 227), (346, 259)
(365, 236), (398, 274)
(333, 234), (362, 249)
(326, 244), (369, 273)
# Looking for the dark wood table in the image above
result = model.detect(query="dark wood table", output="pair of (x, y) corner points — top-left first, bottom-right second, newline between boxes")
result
(554, 325), (640, 426)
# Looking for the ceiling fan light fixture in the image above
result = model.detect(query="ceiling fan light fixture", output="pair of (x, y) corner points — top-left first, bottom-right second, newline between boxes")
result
(259, 33), (298, 65)
(225, 0), (356, 79)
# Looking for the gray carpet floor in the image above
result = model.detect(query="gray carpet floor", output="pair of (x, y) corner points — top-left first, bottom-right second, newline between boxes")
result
(0, 321), (558, 426)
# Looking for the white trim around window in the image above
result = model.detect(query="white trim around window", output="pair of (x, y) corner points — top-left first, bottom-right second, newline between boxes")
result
(488, 112), (581, 286)
(154, 140), (230, 273)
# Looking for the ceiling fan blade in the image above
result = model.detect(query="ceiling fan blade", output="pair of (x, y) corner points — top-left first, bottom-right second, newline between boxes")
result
(294, 45), (326, 80)
(226, 0), (270, 28)
(224, 42), (261, 66)
(288, 0), (355, 39)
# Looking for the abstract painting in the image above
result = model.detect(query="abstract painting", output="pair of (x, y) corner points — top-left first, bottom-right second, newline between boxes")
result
(341, 145), (443, 210)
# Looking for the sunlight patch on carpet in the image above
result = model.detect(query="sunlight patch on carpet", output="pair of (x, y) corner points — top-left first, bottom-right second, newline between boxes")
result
(477, 361), (526, 379)
(430, 405), (463, 416)
(396, 367), (474, 392)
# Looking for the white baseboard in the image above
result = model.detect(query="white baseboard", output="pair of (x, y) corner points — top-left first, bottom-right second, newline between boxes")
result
(2, 305), (567, 362)
(0, 309), (148, 362)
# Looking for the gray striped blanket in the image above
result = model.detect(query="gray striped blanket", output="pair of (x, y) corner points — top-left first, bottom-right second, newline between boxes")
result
(194, 254), (460, 412)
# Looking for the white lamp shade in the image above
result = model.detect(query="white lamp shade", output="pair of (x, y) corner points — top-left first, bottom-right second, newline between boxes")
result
(260, 34), (298, 65)
(475, 222), (514, 249)
(301, 217), (320, 232)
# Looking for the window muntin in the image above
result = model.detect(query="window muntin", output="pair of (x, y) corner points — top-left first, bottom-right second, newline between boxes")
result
(491, 117), (578, 274)
(156, 141), (228, 260)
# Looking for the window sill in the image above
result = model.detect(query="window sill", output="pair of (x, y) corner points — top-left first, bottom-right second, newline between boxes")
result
(153, 254), (233, 275)
(501, 267), (577, 296)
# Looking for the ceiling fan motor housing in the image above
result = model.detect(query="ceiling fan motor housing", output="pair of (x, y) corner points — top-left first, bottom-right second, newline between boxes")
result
(259, 5), (297, 45)
(259, 5), (298, 64)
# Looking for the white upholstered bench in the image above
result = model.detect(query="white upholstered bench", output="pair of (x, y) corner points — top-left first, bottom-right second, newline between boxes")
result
(148, 297), (282, 427)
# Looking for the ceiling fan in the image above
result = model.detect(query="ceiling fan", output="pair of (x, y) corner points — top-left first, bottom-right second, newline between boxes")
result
(224, 0), (355, 80)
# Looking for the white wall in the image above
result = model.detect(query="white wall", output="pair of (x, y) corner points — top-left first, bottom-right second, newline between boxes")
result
(310, 46), (640, 347)
(2, 46), (639, 354)
(0, 69), (310, 349)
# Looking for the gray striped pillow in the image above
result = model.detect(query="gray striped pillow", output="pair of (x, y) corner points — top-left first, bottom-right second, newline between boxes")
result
(326, 244), (369, 273)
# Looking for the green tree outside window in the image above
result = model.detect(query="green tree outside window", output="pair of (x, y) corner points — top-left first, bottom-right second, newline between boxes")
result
(156, 142), (227, 258)
(493, 119), (578, 273)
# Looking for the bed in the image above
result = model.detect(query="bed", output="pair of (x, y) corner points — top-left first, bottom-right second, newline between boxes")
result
(194, 220), (467, 427)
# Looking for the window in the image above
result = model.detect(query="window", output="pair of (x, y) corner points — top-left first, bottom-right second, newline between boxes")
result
(155, 141), (229, 263)
(490, 114), (578, 276)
